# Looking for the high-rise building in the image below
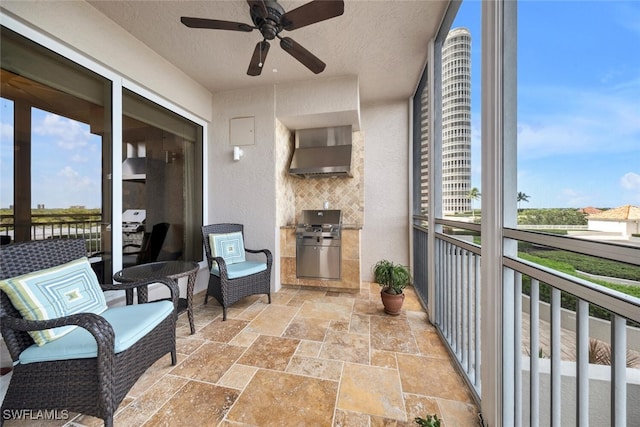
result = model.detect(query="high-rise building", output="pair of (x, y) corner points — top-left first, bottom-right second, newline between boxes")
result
(441, 27), (472, 214)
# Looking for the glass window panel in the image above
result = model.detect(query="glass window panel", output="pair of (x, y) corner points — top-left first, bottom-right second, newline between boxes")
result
(121, 89), (202, 265)
(517, 2), (640, 237)
(442, 1), (480, 220)
(0, 27), (113, 282)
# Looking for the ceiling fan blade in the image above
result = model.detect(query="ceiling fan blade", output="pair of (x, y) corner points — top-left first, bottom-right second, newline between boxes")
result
(180, 17), (253, 32)
(279, 37), (326, 74)
(246, 0), (268, 19)
(247, 41), (270, 76)
(281, 0), (344, 31)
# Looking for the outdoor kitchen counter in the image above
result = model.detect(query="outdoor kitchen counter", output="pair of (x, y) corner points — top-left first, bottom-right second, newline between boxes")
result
(279, 226), (361, 292)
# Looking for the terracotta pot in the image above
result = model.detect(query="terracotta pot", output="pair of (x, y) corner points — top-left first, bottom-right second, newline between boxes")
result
(380, 290), (405, 315)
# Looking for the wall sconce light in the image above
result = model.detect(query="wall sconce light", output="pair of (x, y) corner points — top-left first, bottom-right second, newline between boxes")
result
(233, 146), (244, 161)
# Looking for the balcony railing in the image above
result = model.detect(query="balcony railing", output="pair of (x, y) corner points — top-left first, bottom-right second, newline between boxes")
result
(0, 213), (103, 254)
(413, 218), (640, 425)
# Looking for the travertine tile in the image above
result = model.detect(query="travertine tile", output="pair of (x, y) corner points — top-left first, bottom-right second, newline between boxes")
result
(295, 339), (323, 357)
(144, 381), (239, 426)
(245, 304), (300, 335)
(396, 353), (473, 403)
(403, 394), (443, 425)
(218, 364), (258, 390)
(350, 312), (370, 334)
(337, 363), (406, 421)
(438, 398), (479, 426)
(237, 335), (299, 371)
(371, 349), (398, 369)
(114, 375), (188, 426)
(370, 315), (419, 354)
(334, 409), (370, 427)
(43, 286), (478, 427)
(227, 329), (259, 347)
(175, 336), (205, 355)
(413, 329), (451, 359)
(197, 318), (249, 343)
(226, 370), (338, 426)
(286, 355), (343, 381)
(320, 329), (370, 364)
(283, 315), (331, 341)
(170, 341), (244, 383)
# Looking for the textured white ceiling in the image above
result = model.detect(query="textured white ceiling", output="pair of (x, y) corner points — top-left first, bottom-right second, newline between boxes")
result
(87, 0), (448, 104)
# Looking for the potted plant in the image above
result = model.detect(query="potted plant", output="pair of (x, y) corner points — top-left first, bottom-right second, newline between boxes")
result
(373, 259), (411, 315)
(414, 414), (442, 427)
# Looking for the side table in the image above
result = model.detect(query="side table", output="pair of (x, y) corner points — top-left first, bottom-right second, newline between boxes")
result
(114, 260), (200, 334)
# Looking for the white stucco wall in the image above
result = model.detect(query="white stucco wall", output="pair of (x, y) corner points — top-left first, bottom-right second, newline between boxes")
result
(361, 102), (410, 280)
(210, 86), (279, 289)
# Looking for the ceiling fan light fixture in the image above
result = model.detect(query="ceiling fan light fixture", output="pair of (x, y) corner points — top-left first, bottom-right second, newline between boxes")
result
(180, 0), (344, 76)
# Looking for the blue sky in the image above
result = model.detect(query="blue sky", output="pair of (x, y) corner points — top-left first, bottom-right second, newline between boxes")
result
(0, 103), (102, 208)
(1, 1), (639, 210)
(457, 0), (640, 208)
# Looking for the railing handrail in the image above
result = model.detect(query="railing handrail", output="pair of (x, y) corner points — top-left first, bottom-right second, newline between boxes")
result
(503, 254), (640, 324)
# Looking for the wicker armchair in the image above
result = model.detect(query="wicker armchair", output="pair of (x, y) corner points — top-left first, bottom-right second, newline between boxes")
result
(201, 224), (272, 320)
(0, 239), (178, 427)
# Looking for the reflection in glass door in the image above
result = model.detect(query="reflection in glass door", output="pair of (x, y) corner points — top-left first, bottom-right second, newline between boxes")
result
(121, 89), (202, 267)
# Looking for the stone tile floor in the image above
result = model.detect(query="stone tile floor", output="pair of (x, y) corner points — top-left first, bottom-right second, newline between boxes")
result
(3, 283), (480, 426)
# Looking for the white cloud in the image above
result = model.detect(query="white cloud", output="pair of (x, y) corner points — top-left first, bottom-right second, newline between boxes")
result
(0, 122), (13, 140)
(58, 166), (79, 179)
(517, 82), (640, 160)
(71, 154), (89, 163)
(620, 172), (640, 190)
(33, 113), (90, 150)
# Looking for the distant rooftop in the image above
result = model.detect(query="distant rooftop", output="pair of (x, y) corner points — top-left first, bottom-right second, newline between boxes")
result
(588, 205), (640, 221)
(580, 207), (603, 215)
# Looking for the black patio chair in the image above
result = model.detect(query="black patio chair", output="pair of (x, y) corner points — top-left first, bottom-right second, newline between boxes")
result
(0, 239), (178, 427)
(201, 223), (272, 320)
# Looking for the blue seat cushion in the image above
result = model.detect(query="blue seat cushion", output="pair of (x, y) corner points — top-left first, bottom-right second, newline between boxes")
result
(210, 260), (267, 279)
(18, 300), (174, 364)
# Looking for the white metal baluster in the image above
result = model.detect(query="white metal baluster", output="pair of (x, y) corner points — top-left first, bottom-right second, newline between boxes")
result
(550, 287), (561, 427)
(530, 279), (540, 427)
(442, 241), (448, 338)
(454, 246), (460, 356)
(611, 315), (627, 427)
(462, 249), (469, 372)
(447, 242), (453, 342)
(435, 239), (441, 326)
(474, 253), (481, 391)
(514, 271), (522, 427)
(576, 299), (589, 427)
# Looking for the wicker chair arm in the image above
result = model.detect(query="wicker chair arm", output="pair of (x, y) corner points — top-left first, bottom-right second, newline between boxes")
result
(100, 277), (179, 307)
(244, 248), (273, 265)
(1, 311), (113, 337)
(1, 312), (116, 363)
(211, 256), (229, 278)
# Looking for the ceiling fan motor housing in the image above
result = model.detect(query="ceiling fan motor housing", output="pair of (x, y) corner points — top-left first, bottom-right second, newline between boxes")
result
(250, 0), (284, 40)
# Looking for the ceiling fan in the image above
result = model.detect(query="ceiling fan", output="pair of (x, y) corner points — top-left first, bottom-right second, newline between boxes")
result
(180, 0), (344, 76)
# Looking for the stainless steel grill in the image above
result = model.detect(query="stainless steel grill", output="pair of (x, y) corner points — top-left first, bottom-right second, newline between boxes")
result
(296, 210), (342, 280)
(122, 209), (145, 247)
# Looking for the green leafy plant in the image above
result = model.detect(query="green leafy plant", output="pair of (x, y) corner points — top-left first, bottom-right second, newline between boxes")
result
(373, 259), (411, 295)
(415, 414), (441, 427)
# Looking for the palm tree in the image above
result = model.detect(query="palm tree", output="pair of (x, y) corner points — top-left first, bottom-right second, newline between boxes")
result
(467, 187), (481, 220)
(517, 192), (530, 213)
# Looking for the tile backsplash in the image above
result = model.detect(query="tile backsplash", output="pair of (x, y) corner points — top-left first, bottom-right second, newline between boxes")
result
(275, 123), (364, 226)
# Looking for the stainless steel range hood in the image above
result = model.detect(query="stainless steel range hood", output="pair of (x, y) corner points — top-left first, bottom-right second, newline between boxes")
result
(288, 125), (352, 178)
(122, 142), (146, 181)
